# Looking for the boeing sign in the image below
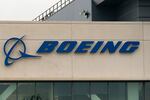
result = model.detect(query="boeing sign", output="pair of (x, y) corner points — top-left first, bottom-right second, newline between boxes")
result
(3, 36), (140, 66)
(3, 36), (40, 66)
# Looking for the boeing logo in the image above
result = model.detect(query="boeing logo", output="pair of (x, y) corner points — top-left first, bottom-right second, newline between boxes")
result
(3, 36), (40, 66)
(3, 36), (140, 66)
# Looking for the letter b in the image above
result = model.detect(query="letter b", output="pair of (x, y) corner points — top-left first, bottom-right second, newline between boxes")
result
(37, 41), (58, 53)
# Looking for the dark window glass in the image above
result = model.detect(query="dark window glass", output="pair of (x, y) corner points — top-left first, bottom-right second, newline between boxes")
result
(145, 82), (150, 100)
(127, 83), (143, 100)
(91, 82), (108, 100)
(72, 82), (90, 100)
(36, 83), (53, 100)
(108, 82), (126, 100)
(0, 81), (148, 100)
(54, 82), (72, 100)
(18, 83), (35, 100)
(0, 83), (17, 100)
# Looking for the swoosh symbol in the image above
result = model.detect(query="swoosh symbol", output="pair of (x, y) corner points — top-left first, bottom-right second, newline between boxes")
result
(4, 36), (40, 66)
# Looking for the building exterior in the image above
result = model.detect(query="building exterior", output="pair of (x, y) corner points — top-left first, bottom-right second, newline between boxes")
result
(0, 0), (150, 100)
(0, 21), (150, 100)
(33, 0), (150, 21)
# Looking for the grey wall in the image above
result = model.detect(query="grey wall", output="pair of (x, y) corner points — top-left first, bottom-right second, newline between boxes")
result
(47, 0), (92, 21)
(139, 0), (150, 21)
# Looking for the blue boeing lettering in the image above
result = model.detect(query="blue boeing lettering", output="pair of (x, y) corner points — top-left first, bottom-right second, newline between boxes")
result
(75, 41), (94, 53)
(101, 41), (122, 53)
(3, 36), (140, 67)
(37, 41), (139, 54)
(57, 41), (77, 53)
(37, 41), (58, 53)
(119, 41), (140, 53)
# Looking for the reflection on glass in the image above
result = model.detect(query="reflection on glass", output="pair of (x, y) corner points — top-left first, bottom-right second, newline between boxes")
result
(54, 82), (71, 100)
(91, 82), (108, 100)
(109, 82), (126, 100)
(0, 82), (150, 100)
(72, 82), (90, 100)
(36, 83), (53, 100)
(127, 83), (143, 100)
(0, 83), (17, 100)
(18, 83), (35, 100)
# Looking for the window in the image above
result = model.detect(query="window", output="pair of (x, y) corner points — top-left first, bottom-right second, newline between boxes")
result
(0, 83), (17, 100)
(54, 82), (72, 100)
(0, 82), (149, 100)
(108, 82), (126, 100)
(36, 83), (53, 100)
(145, 82), (150, 100)
(72, 82), (90, 100)
(91, 82), (108, 100)
(18, 83), (35, 100)
(127, 83), (143, 100)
